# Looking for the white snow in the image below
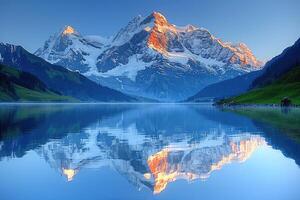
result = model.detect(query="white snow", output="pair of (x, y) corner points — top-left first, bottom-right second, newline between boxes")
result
(36, 31), (106, 73)
(112, 16), (154, 46)
(62, 34), (105, 72)
(34, 13), (261, 91)
(164, 46), (226, 74)
(84, 35), (110, 46)
(90, 55), (153, 81)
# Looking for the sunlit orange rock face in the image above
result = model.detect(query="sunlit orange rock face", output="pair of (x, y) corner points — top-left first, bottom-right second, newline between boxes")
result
(62, 168), (76, 181)
(230, 137), (265, 162)
(147, 12), (175, 54)
(63, 25), (75, 35)
(146, 12), (261, 68)
(147, 149), (171, 193)
(147, 136), (266, 194)
(211, 137), (266, 171)
(220, 42), (262, 67)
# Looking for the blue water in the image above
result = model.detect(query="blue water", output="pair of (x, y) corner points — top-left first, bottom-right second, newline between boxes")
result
(0, 104), (299, 200)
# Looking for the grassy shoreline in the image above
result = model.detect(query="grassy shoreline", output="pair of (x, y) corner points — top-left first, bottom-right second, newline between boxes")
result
(217, 66), (300, 106)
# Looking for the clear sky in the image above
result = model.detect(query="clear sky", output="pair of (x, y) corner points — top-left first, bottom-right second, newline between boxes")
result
(1, 0), (299, 61)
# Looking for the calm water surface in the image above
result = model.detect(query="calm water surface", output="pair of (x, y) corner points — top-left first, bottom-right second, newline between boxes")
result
(0, 104), (299, 200)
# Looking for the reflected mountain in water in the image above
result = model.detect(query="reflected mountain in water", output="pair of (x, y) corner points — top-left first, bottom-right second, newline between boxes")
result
(37, 119), (265, 193)
(146, 135), (265, 193)
(1, 104), (299, 194)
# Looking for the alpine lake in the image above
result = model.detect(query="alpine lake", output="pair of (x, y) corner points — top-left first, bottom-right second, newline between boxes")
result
(0, 103), (299, 200)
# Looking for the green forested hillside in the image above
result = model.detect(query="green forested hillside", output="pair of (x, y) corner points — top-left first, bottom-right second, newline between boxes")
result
(0, 64), (75, 102)
(218, 67), (300, 105)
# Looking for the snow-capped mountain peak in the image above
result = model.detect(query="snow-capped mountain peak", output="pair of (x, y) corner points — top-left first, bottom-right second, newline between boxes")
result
(62, 25), (77, 35)
(148, 11), (170, 27)
(111, 12), (175, 49)
(35, 11), (263, 101)
(183, 24), (199, 32)
(35, 25), (107, 73)
(145, 12), (177, 54)
(111, 15), (145, 46)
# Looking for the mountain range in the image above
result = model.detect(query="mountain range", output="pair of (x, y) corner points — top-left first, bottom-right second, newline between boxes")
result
(187, 38), (300, 103)
(2, 11), (297, 103)
(0, 43), (136, 102)
(35, 12), (262, 101)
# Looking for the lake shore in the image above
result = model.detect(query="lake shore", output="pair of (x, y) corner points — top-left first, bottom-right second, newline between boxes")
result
(214, 102), (300, 108)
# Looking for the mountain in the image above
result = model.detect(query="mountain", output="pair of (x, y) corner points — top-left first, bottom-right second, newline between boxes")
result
(35, 12), (262, 101)
(251, 38), (300, 88)
(35, 26), (109, 73)
(218, 66), (300, 105)
(0, 43), (136, 102)
(187, 38), (300, 102)
(0, 63), (74, 102)
(215, 38), (300, 105)
(185, 70), (262, 101)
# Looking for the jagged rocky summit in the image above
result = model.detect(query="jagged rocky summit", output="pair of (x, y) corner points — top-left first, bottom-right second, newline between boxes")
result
(35, 12), (262, 101)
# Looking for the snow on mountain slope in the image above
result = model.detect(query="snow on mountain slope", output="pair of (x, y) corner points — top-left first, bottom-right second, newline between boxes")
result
(35, 25), (109, 73)
(35, 12), (262, 101)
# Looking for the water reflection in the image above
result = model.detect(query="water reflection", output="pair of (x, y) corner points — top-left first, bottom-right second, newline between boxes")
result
(147, 135), (265, 193)
(0, 104), (299, 195)
(224, 106), (300, 165)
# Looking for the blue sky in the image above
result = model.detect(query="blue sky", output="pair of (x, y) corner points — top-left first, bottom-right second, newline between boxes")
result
(1, 0), (299, 61)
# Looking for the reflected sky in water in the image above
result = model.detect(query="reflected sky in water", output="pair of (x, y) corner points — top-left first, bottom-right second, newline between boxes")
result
(0, 104), (299, 200)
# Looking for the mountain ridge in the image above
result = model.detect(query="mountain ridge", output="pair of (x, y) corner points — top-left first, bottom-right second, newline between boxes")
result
(35, 12), (262, 101)
(0, 63), (74, 102)
(0, 42), (136, 102)
(217, 66), (300, 105)
(187, 38), (300, 102)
